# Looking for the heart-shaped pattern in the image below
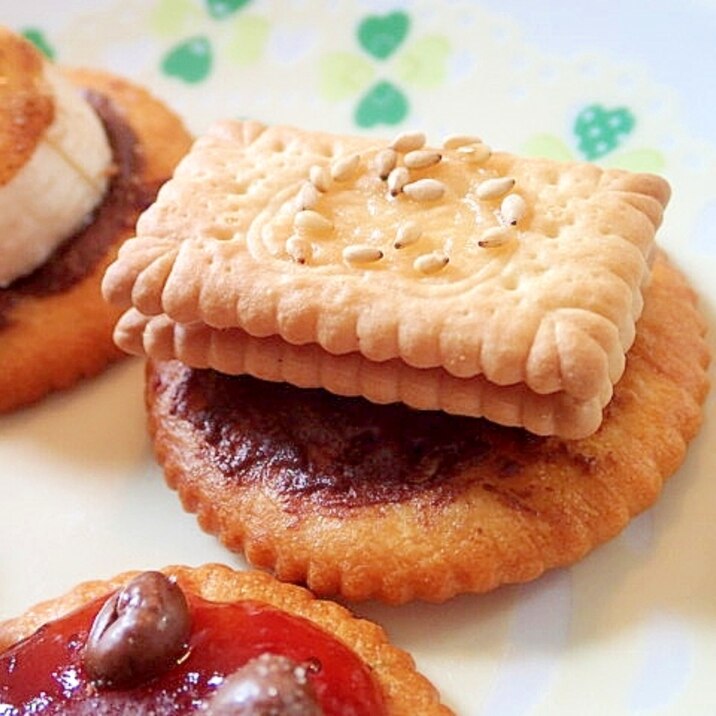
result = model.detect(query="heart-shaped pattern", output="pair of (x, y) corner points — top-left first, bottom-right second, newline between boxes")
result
(21, 27), (55, 59)
(226, 15), (269, 65)
(151, 0), (200, 37)
(522, 134), (574, 162)
(355, 80), (408, 127)
(357, 11), (409, 60)
(319, 52), (374, 100)
(161, 36), (213, 84)
(396, 35), (450, 88)
(574, 104), (635, 160)
(206, 0), (250, 20)
(604, 148), (665, 173)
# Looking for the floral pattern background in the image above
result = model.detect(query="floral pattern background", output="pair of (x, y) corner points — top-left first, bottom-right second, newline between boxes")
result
(3, 2), (716, 715)
(16, 0), (716, 270)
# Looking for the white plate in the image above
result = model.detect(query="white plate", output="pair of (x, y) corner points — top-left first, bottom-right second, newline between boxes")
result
(2, 2), (715, 714)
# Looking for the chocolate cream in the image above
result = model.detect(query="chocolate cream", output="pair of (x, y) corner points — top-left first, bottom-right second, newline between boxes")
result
(156, 362), (593, 513)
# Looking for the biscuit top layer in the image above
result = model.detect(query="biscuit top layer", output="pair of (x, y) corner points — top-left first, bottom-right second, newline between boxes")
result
(0, 27), (54, 186)
(104, 121), (670, 403)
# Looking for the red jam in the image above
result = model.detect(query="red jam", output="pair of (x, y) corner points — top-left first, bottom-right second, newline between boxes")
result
(0, 593), (386, 715)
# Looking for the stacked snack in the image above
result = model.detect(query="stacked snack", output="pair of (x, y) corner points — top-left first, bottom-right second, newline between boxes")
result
(0, 564), (451, 713)
(0, 27), (192, 411)
(102, 121), (710, 603)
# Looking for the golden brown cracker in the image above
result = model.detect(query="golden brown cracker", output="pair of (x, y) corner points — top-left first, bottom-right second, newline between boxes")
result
(0, 563), (452, 715)
(0, 68), (191, 413)
(103, 121), (670, 435)
(115, 308), (610, 439)
(145, 253), (709, 604)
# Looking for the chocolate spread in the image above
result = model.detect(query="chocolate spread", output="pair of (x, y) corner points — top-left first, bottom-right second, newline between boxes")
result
(159, 362), (579, 513)
(0, 90), (158, 329)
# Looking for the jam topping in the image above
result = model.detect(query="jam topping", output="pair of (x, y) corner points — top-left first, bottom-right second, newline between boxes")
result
(205, 653), (323, 716)
(83, 571), (191, 689)
(0, 88), (159, 329)
(0, 579), (385, 715)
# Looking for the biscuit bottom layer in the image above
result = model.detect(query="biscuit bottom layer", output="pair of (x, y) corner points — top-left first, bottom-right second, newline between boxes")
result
(0, 68), (191, 414)
(146, 253), (710, 603)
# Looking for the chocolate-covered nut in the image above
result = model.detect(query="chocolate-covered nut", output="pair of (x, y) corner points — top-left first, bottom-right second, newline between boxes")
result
(205, 653), (323, 716)
(83, 570), (191, 688)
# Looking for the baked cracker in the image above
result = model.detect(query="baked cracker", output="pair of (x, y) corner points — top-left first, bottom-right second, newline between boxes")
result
(144, 254), (709, 603)
(0, 563), (451, 715)
(0, 68), (191, 412)
(115, 308), (609, 439)
(103, 121), (669, 436)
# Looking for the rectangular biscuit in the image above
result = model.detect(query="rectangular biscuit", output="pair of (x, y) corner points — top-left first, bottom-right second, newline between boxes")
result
(103, 121), (670, 432)
(114, 308), (609, 439)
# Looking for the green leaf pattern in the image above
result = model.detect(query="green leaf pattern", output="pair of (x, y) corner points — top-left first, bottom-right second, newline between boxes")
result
(355, 81), (409, 127)
(21, 28), (55, 59)
(20, 9), (662, 160)
(319, 10), (452, 127)
(161, 36), (213, 83)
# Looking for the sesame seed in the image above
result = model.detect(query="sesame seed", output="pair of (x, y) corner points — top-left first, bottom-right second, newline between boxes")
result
(455, 143), (492, 164)
(500, 193), (526, 225)
(343, 245), (384, 264)
(286, 235), (312, 264)
(389, 131), (426, 153)
(442, 134), (482, 150)
(404, 150), (442, 169)
(387, 166), (410, 196)
(403, 178), (446, 202)
(330, 154), (360, 182)
(296, 182), (319, 211)
(476, 176), (516, 201)
(374, 148), (397, 180)
(394, 221), (422, 249)
(309, 165), (331, 192)
(294, 209), (333, 233)
(478, 226), (513, 248)
(414, 251), (450, 274)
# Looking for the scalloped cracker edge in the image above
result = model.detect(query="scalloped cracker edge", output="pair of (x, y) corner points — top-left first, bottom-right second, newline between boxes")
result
(115, 307), (610, 439)
(103, 121), (670, 431)
(0, 564), (452, 715)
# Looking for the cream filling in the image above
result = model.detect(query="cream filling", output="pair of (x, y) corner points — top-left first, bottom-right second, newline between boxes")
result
(0, 63), (112, 288)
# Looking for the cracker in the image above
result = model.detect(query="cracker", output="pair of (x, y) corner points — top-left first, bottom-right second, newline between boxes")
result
(144, 254), (709, 603)
(104, 121), (669, 420)
(115, 308), (610, 439)
(0, 68), (191, 412)
(0, 563), (451, 715)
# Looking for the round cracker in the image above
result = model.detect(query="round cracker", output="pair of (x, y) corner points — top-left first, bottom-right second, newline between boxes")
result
(0, 67), (191, 412)
(146, 253), (710, 604)
(0, 563), (451, 715)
